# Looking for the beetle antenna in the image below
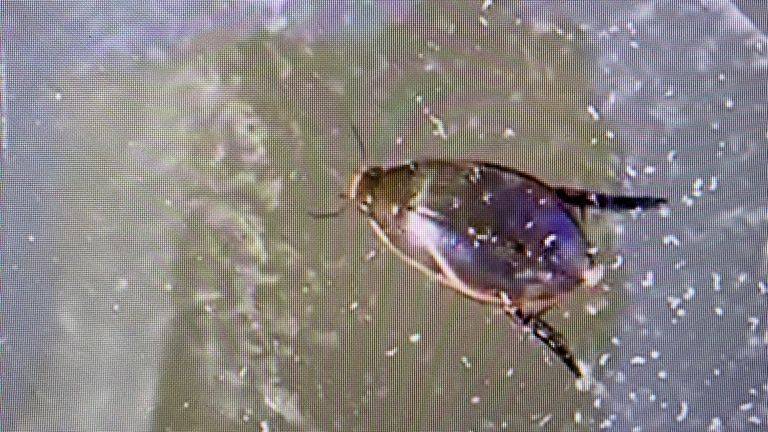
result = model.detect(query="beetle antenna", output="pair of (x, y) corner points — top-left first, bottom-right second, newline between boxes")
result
(308, 192), (349, 219)
(351, 125), (368, 166)
(309, 126), (366, 220)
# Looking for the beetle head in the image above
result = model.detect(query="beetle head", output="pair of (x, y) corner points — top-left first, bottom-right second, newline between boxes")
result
(347, 166), (384, 215)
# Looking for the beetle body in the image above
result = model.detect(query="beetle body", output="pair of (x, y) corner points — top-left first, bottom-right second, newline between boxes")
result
(349, 160), (605, 319)
(324, 137), (666, 378)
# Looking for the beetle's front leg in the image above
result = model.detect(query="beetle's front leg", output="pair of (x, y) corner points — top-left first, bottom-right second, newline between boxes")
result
(499, 292), (582, 378)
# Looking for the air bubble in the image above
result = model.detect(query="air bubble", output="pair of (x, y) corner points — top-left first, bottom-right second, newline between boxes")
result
(460, 356), (472, 368)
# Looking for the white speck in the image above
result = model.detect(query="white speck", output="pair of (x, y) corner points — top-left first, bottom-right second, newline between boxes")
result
(725, 98), (734, 109)
(505, 367), (514, 377)
(663, 234), (681, 246)
(611, 254), (624, 269)
(605, 129), (615, 139)
(707, 417), (723, 432)
(650, 350), (660, 359)
(348, 302), (359, 311)
(625, 165), (638, 178)
(260, 420), (270, 432)
(630, 356), (646, 365)
(415, 95), (423, 103)
(717, 73), (726, 82)
(409, 333), (421, 343)
(481, 0), (493, 11)
(658, 370), (668, 380)
(54, 91), (62, 101)
(739, 402), (753, 411)
(585, 304), (598, 316)
(675, 401), (688, 422)
(683, 286), (696, 300)
(478, 16), (488, 27)
(460, 356), (472, 368)
(574, 411), (582, 423)
(681, 195), (694, 207)
(428, 114), (448, 140)
(667, 296), (682, 310)
(641, 271), (654, 287)
(667, 150), (677, 162)
(524, 221), (534, 230)
(643, 165), (656, 174)
(692, 178), (704, 197)
(538, 414), (553, 427)
(27, 235), (36, 243)
(112, 304), (121, 313)
(470, 395), (481, 404)
(759, 281), (767, 295)
(714, 307), (724, 316)
(390, 204), (400, 216)
(543, 234), (557, 248)
(587, 105), (601, 120)
(748, 316), (760, 331)
(503, 127), (515, 138)
(598, 353), (611, 366)
(664, 87), (675, 97)
(708, 176), (718, 191)
(385, 347), (399, 357)
(611, 337), (621, 346)
(711, 273), (722, 291)
(365, 249), (377, 261)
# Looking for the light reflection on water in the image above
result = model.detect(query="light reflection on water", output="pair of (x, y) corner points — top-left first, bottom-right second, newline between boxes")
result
(3, 1), (767, 431)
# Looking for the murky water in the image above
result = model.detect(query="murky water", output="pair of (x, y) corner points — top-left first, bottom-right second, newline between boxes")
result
(3, 1), (767, 431)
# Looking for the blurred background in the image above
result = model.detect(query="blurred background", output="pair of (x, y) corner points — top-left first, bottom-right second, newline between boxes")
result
(2, 1), (767, 430)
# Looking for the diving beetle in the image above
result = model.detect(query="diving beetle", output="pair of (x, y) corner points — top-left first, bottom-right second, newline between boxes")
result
(314, 128), (666, 378)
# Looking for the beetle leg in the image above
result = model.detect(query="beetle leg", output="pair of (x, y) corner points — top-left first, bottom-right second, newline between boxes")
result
(555, 186), (666, 213)
(499, 292), (582, 378)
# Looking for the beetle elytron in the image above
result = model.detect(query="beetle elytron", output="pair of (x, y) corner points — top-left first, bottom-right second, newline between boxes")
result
(315, 128), (665, 378)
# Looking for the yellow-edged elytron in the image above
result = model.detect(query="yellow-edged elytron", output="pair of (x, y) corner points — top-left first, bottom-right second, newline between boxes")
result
(315, 128), (666, 378)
